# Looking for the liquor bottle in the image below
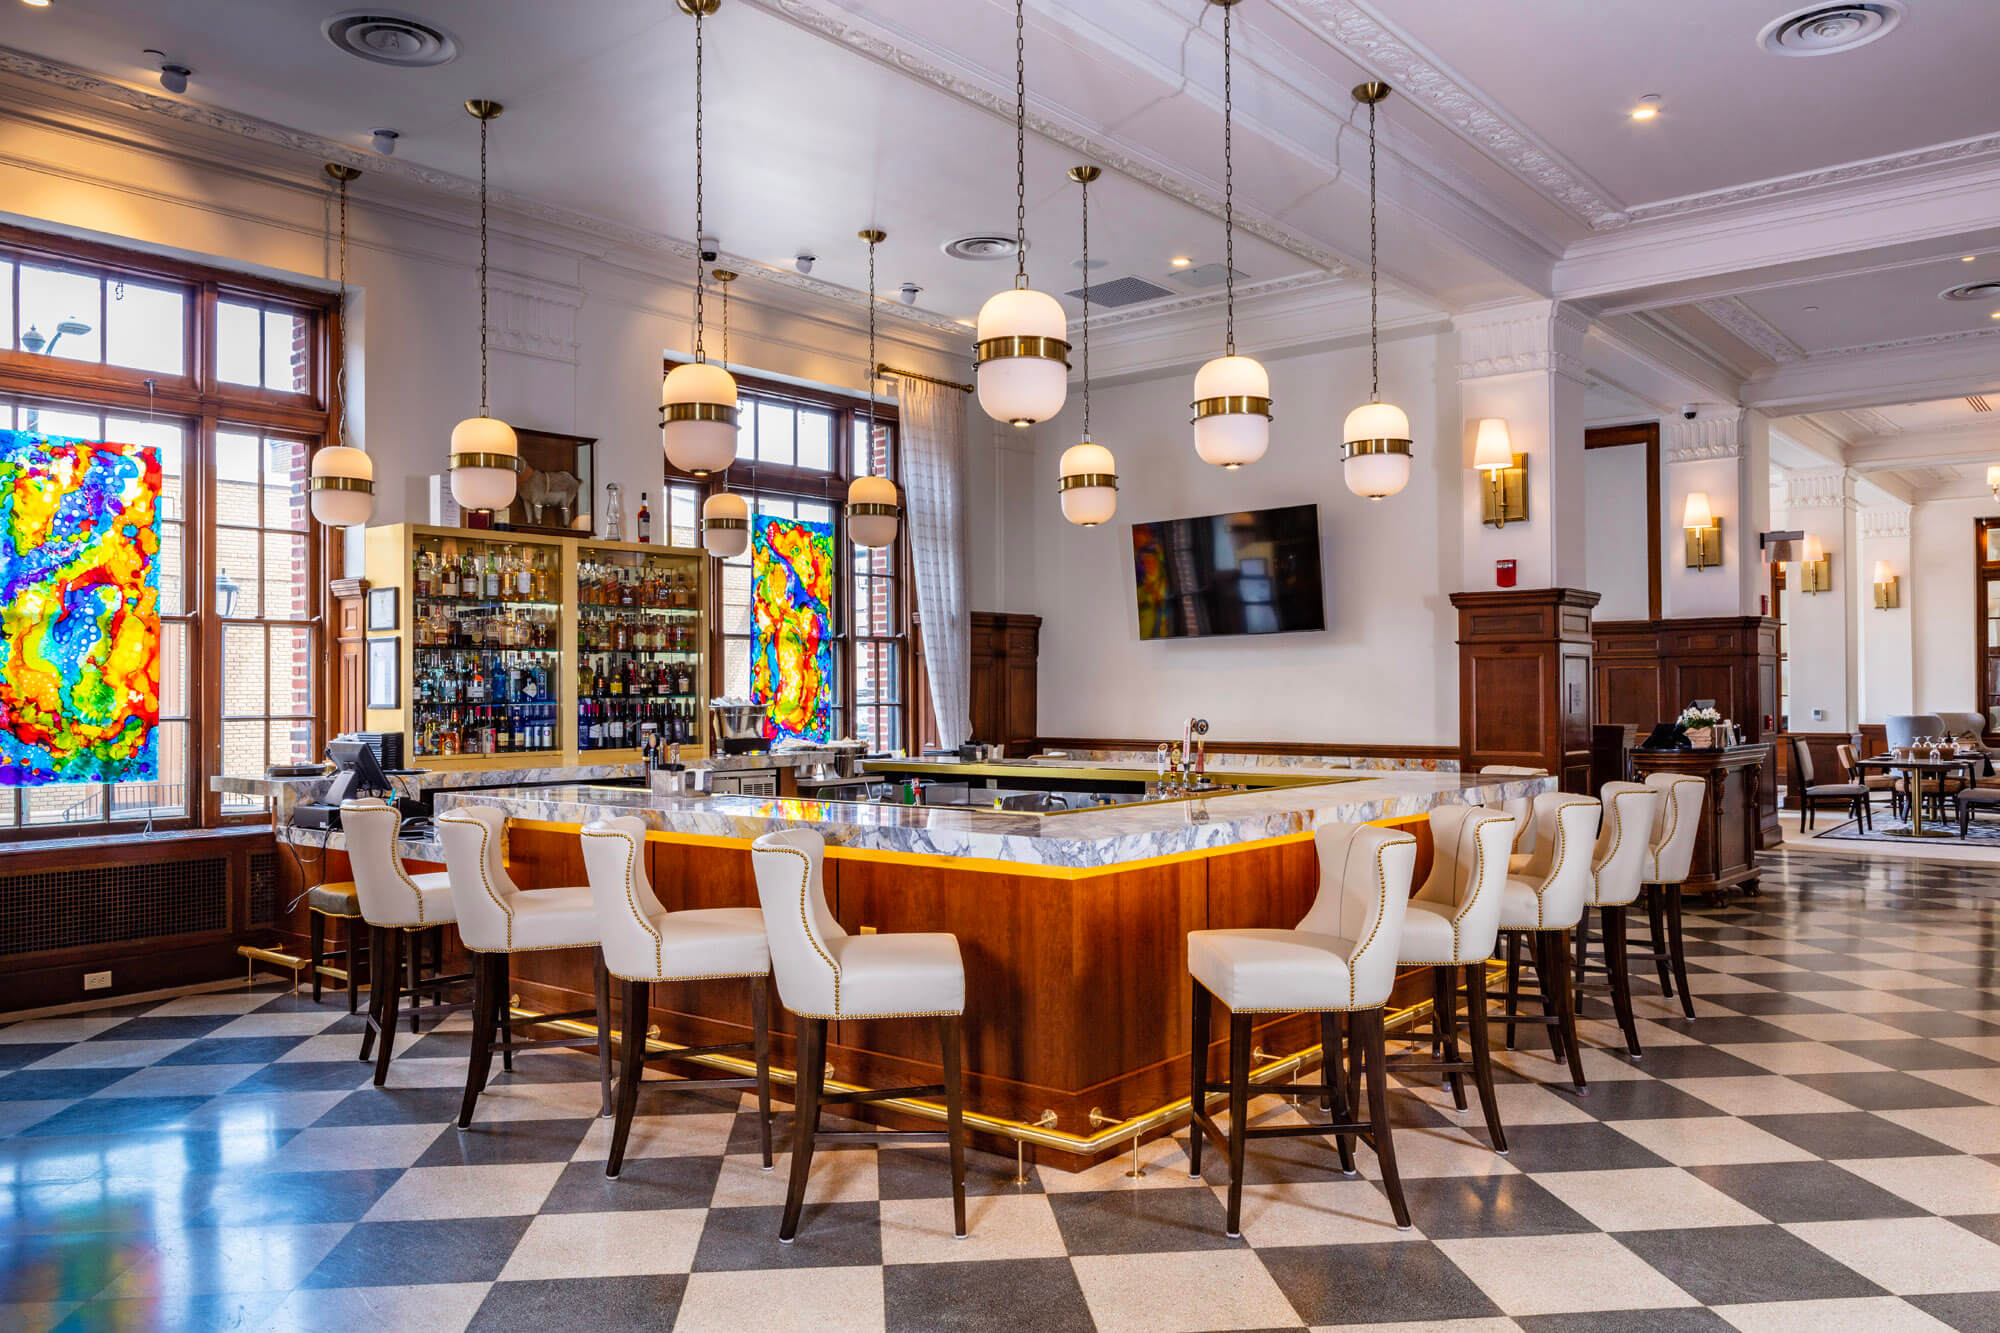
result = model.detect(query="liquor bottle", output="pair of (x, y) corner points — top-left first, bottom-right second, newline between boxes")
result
(459, 552), (478, 598)
(637, 493), (652, 544)
(515, 552), (532, 598)
(483, 552), (500, 599)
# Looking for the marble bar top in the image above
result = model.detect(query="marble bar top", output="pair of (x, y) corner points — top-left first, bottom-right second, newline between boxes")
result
(426, 770), (1553, 871)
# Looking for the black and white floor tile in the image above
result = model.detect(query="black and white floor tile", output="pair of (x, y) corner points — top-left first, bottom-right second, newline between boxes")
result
(4, 846), (1999, 1332)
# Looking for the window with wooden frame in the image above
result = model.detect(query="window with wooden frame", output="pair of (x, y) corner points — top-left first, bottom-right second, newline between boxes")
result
(1976, 518), (2000, 732)
(0, 226), (336, 839)
(664, 365), (913, 755)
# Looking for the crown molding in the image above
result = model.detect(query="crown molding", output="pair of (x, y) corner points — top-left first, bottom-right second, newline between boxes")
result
(1626, 131), (2000, 225)
(1694, 296), (1804, 367)
(1452, 300), (1588, 382)
(1859, 505), (1912, 539)
(1076, 271), (1346, 334)
(1781, 466), (1856, 512)
(1664, 409), (1748, 464)
(1844, 407), (1899, 437)
(1815, 324), (2000, 361)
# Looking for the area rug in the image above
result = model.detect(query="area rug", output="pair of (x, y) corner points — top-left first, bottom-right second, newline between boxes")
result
(1813, 813), (2000, 846)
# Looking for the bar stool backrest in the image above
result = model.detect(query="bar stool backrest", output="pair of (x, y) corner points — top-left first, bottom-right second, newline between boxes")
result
(1415, 805), (1517, 962)
(750, 828), (847, 1018)
(1301, 822), (1419, 1010)
(1514, 793), (1601, 930)
(1590, 782), (1660, 907)
(343, 798), (428, 927)
(437, 804), (520, 952)
(1480, 764), (1546, 851)
(1642, 774), (1707, 886)
(581, 816), (670, 980)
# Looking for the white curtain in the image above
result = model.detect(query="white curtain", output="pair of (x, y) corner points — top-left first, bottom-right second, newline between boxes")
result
(898, 377), (972, 750)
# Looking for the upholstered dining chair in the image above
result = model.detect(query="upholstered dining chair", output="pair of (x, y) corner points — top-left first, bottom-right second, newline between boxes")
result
(1496, 792), (1602, 1095)
(1788, 736), (1872, 832)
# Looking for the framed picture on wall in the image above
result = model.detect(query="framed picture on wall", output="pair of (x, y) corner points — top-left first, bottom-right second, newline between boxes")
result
(494, 429), (595, 536)
(366, 637), (400, 710)
(367, 587), (398, 632)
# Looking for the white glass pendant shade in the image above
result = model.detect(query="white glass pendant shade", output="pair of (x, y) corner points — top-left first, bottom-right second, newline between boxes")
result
(975, 287), (1069, 427)
(449, 415), (519, 511)
(701, 490), (750, 558)
(1058, 440), (1118, 527)
(1341, 399), (1412, 499)
(846, 473), (901, 549)
(661, 360), (740, 475)
(308, 444), (374, 527)
(1190, 355), (1270, 470)
(1472, 417), (1513, 471)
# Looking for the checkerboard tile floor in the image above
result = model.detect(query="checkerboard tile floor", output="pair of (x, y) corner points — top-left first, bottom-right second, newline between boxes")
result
(4, 846), (1999, 1332)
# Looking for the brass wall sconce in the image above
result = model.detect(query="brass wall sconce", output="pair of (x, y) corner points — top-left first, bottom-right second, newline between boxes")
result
(1759, 529), (1804, 563)
(1799, 534), (1832, 594)
(1683, 491), (1723, 570)
(1874, 561), (1900, 609)
(1472, 418), (1528, 528)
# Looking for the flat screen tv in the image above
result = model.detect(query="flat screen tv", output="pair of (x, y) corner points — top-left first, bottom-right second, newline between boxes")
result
(1132, 503), (1325, 640)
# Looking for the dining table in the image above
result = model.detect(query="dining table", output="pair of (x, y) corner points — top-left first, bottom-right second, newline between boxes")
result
(1853, 753), (1981, 839)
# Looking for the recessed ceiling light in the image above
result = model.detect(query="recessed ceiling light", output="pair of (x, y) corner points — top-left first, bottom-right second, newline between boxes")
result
(1991, 311), (2000, 320)
(21, 1), (52, 10)
(1803, 305), (1819, 311)
(1630, 94), (1662, 120)
(1965, 255), (1979, 263)
(1170, 256), (1193, 268)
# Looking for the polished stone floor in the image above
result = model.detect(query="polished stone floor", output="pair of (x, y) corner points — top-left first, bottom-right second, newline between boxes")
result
(3, 846), (1998, 1332)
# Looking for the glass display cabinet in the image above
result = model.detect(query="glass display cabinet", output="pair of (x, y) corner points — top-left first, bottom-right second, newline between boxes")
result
(575, 543), (707, 755)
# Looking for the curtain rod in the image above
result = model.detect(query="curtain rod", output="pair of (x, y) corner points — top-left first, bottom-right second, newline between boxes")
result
(878, 363), (973, 394)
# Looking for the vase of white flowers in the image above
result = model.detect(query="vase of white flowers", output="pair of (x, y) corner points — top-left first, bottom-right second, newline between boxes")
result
(1677, 704), (1724, 750)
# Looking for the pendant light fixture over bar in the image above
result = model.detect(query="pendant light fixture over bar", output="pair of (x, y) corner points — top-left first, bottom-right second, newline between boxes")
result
(974, 0), (1070, 429)
(701, 267), (748, 557)
(661, 0), (739, 477)
(848, 229), (902, 549)
(1191, 0), (1271, 471)
(1341, 80), (1413, 500)
(448, 99), (522, 514)
(310, 162), (374, 528)
(1059, 165), (1116, 527)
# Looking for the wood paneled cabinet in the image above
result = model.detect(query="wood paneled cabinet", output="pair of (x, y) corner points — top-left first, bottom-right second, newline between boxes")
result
(1451, 588), (1600, 792)
(969, 612), (1041, 755)
(330, 577), (369, 739)
(1631, 744), (1769, 898)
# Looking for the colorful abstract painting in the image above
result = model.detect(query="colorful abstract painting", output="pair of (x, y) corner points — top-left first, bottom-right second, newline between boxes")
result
(0, 428), (161, 786)
(750, 512), (834, 745)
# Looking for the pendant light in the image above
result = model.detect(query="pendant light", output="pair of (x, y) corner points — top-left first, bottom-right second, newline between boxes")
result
(701, 268), (749, 557)
(660, 0), (739, 477)
(310, 162), (374, 528)
(1341, 81), (1412, 500)
(847, 229), (902, 549)
(974, 0), (1069, 429)
(447, 99), (521, 514)
(1191, 0), (1271, 470)
(1059, 165), (1117, 526)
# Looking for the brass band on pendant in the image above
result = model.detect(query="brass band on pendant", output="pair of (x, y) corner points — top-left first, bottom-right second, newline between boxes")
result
(702, 516), (749, 532)
(306, 476), (375, 494)
(659, 401), (740, 427)
(974, 335), (1071, 367)
(1190, 394), (1274, 422)
(1342, 438), (1413, 458)
(845, 502), (904, 519)
(1058, 473), (1119, 492)
(447, 452), (526, 472)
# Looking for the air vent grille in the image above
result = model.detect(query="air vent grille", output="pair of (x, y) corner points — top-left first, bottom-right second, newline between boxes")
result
(1942, 281), (2000, 302)
(1174, 263), (1248, 290)
(1758, 4), (1904, 57)
(1970, 395), (1993, 414)
(249, 852), (279, 925)
(323, 11), (460, 68)
(1064, 276), (1175, 309)
(0, 856), (229, 957)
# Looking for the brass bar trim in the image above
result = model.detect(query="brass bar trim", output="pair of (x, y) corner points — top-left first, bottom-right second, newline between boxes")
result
(448, 452), (525, 472)
(1058, 473), (1119, 492)
(845, 502), (903, 519)
(1343, 438), (1413, 458)
(1191, 395), (1273, 421)
(975, 335), (1071, 366)
(878, 364), (974, 394)
(660, 401), (740, 426)
(306, 476), (375, 494)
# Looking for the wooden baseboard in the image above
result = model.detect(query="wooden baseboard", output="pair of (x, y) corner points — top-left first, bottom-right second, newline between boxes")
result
(1030, 737), (1459, 764)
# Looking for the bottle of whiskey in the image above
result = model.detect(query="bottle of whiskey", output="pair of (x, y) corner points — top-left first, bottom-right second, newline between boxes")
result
(637, 493), (652, 544)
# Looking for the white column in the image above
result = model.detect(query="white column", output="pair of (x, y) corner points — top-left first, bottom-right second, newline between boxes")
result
(1662, 408), (1772, 619)
(1454, 301), (1589, 591)
(1780, 468), (1861, 733)
(1858, 504), (1914, 724)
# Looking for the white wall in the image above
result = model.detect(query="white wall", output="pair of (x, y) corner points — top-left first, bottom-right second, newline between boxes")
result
(1912, 495), (1995, 717)
(1017, 333), (1463, 746)
(1583, 443), (1650, 620)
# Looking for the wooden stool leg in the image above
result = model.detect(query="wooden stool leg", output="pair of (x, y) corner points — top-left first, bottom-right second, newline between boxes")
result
(1549, 934), (1588, 1094)
(1224, 1010), (1251, 1237)
(940, 1015), (967, 1240)
(347, 919), (364, 1015)
(372, 926), (404, 1088)
(1644, 886), (1674, 998)
(606, 979), (648, 1178)
(1503, 931), (1522, 1050)
(1322, 1010), (1356, 1174)
(594, 950), (613, 1119)
(752, 974), (773, 1170)
(1572, 913), (1591, 1015)
(358, 924), (384, 1064)
(779, 1017), (827, 1243)
(1434, 965), (1466, 1111)
(1666, 883), (1697, 1021)
(405, 929), (421, 1034)
(1359, 1008), (1411, 1230)
(1188, 978), (1210, 1180)
(1464, 964), (1507, 1154)
(458, 952), (498, 1129)
(497, 954), (515, 1073)
(1604, 906), (1642, 1058)
(309, 912), (326, 1004)
(1530, 932), (1565, 1065)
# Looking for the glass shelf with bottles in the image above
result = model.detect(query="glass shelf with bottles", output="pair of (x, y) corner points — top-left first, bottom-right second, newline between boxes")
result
(408, 533), (566, 759)
(415, 539), (561, 605)
(576, 544), (704, 754)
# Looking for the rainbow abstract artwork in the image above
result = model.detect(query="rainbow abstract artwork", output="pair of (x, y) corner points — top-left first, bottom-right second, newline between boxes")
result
(0, 429), (161, 786)
(750, 512), (834, 745)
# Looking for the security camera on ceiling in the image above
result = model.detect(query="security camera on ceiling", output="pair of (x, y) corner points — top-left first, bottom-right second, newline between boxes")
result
(144, 49), (191, 95)
(370, 128), (400, 156)
(795, 252), (815, 275)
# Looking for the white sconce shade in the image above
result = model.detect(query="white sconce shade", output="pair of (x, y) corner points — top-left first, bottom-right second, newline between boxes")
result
(1191, 354), (1271, 469)
(308, 444), (374, 527)
(1472, 417), (1513, 471)
(1873, 560), (1894, 583)
(1989, 464), (1999, 499)
(701, 490), (749, 558)
(846, 474), (902, 549)
(448, 415), (520, 512)
(1058, 440), (1118, 527)
(1803, 533), (1824, 563)
(661, 361), (740, 475)
(975, 287), (1070, 427)
(1682, 491), (1714, 529)
(1342, 400), (1413, 499)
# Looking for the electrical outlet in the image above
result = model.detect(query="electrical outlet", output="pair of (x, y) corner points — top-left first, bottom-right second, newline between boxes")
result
(83, 970), (112, 991)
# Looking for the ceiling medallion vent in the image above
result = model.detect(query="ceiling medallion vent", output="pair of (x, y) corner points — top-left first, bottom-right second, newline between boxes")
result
(1942, 281), (2000, 302)
(943, 234), (1021, 261)
(1064, 276), (1175, 309)
(323, 10), (460, 67)
(1758, 3), (1904, 57)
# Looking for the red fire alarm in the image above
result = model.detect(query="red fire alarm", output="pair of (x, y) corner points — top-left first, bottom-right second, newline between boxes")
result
(1496, 559), (1517, 588)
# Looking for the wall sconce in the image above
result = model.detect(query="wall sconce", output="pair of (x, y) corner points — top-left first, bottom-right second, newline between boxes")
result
(1990, 465), (2000, 502)
(1759, 529), (1804, 563)
(1800, 533), (1832, 594)
(1874, 560), (1900, 609)
(1472, 418), (1528, 528)
(1683, 491), (1722, 569)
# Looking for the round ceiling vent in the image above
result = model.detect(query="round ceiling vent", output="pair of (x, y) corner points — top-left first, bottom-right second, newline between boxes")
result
(323, 10), (460, 67)
(1942, 280), (2000, 302)
(942, 234), (1022, 262)
(1758, 3), (1904, 57)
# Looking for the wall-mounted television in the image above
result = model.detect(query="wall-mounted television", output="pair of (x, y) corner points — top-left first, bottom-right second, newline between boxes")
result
(1131, 503), (1325, 640)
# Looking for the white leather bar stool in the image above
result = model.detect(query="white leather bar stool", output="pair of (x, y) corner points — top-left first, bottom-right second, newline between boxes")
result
(581, 817), (775, 1178)
(749, 829), (968, 1243)
(1570, 783), (1661, 1059)
(1187, 822), (1420, 1236)
(343, 799), (472, 1085)
(1495, 792), (1601, 1095)
(1480, 765), (1546, 853)
(1391, 805), (1517, 1152)
(1636, 773), (1707, 1021)
(437, 805), (612, 1129)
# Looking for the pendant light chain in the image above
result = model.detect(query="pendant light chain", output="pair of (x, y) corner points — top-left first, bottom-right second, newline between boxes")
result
(1222, 0), (1235, 357)
(478, 113), (490, 416)
(336, 171), (352, 448)
(866, 232), (878, 456)
(1368, 96), (1379, 403)
(693, 4), (708, 362)
(720, 275), (730, 366)
(1013, 0), (1028, 290)
(1080, 171), (1091, 440)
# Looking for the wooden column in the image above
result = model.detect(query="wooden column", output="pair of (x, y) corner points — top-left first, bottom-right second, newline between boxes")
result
(1451, 588), (1600, 792)
(330, 577), (369, 738)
